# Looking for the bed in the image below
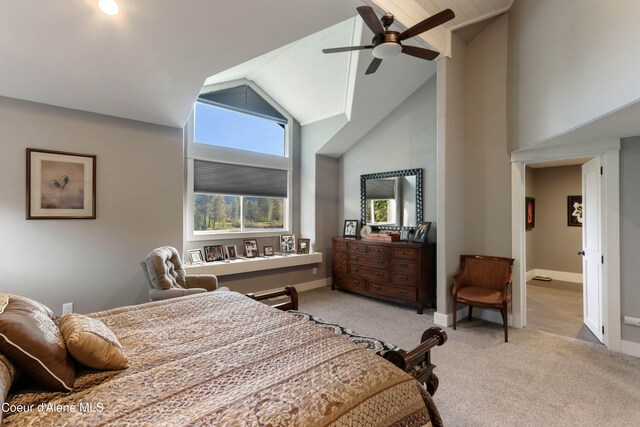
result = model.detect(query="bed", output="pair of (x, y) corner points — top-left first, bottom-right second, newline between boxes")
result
(2, 290), (444, 426)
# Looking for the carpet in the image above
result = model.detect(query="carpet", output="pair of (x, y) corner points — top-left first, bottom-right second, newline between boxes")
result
(298, 286), (640, 427)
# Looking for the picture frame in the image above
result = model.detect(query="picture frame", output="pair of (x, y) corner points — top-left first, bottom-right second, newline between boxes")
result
(188, 249), (204, 264)
(243, 239), (259, 258)
(280, 234), (296, 253)
(27, 148), (96, 219)
(568, 195), (583, 227)
(297, 238), (311, 254)
(400, 228), (410, 241)
(525, 197), (535, 231)
(412, 221), (431, 243)
(204, 245), (225, 262)
(226, 245), (238, 260)
(343, 219), (358, 238)
(263, 245), (275, 256)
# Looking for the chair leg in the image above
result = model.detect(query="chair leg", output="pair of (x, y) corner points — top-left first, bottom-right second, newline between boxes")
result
(452, 295), (457, 330)
(468, 305), (473, 322)
(501, 307), (508, 342)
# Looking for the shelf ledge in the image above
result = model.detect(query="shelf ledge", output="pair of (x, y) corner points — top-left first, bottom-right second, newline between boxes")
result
(184, 253), (323, 277)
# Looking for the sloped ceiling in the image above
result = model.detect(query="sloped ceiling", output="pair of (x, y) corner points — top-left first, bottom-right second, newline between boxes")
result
(0, 0), (356, 128)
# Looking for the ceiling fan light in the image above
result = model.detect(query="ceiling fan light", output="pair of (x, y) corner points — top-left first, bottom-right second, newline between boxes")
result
(372, 42), (402, 60)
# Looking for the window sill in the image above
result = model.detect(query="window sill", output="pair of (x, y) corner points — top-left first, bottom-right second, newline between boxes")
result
(183, 252), (322, 277)
(187, 230), (291, 241)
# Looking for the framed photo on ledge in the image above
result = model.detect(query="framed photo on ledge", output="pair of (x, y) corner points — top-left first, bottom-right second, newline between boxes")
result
(204, 245), (225, 262)
(297, 238), (310, 254)
(343, 219), (358, 238)
(263, 246), (275, 256)
(27, 148), (96, 219)
(280, 234), (296, 253)
(243, 240), (259, 258)
(188, 249), (204, 264)
(226, 245), (238, 260)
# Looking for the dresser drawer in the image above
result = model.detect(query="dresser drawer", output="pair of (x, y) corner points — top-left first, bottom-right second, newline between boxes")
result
(392, 247), (418, 260)
(368, 282), (416, 302)
(338, 274), (366, 292)
(349, 254), (390, 269)
(333, 240), (348, 252)
(392, 272), (418, 286)
(334, 251), (348, 263)
(367, 245), (390, 257)
(392, 259), (417, 272)
(334, 261), (348, 274)
(348, 242), (367, 254)
(349, 265), (389, 281)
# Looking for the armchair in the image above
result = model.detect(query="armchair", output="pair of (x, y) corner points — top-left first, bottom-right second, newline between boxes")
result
(452, 255), (514, 342)
(141, 246), (221, 301)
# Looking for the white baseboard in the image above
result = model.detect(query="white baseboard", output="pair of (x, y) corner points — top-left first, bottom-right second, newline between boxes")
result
(259, 278), (330, 296)
(529, 268), (583, 284)
(434, 306), (513, 327)
(621, 340), (640, 358)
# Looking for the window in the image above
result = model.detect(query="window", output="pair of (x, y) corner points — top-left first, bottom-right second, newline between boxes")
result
(186, 82), (293, 240)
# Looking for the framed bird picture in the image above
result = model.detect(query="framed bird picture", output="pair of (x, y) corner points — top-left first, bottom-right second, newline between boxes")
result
(26, 148), (96, 219)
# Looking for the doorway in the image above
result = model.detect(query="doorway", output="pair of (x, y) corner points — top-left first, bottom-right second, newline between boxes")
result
(510, 140), (621, 352)
(524, 160), (600, 344)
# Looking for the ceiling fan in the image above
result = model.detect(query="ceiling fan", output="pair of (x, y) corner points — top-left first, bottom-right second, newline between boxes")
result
(323, 6), (455, 75)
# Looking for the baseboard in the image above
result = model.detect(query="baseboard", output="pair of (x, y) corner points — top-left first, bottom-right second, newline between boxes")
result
(529, 268), (582, 284)
(434, 306), (513, 327)
(258, 278), (330, 296)
(620, 340), (640, 358)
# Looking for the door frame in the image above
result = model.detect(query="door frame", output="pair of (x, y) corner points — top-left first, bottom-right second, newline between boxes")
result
(510, 139), (621, 351)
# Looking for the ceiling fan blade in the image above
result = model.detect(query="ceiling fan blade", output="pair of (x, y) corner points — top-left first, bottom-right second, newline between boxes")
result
(357, 6), (384, 36)
(399, 9), (455, 41)
(322, 45), (373, 54)
(402, 45), (440, 60)
(365, 58), (383, 75)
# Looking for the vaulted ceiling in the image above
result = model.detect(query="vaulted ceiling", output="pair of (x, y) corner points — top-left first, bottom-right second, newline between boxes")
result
(0, 0), (512, 143)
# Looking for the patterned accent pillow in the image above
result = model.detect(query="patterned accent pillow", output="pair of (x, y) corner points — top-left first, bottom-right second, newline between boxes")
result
(0, 353), (17, 424)
(57, 314), (128, 370)
(0, 293), (54, 319)
(0, 295), (75, 391)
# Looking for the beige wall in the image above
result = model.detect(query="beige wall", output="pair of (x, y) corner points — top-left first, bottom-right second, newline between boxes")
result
(508, 0), (640, 150)
(529, 165), (582, 273)
(620, 137), (640, 343)
(464, 14), (511, 257)
(0, 96), (184, 315)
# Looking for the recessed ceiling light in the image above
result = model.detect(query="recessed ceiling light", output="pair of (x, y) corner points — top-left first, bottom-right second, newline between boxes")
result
(99, 0), (119, 16)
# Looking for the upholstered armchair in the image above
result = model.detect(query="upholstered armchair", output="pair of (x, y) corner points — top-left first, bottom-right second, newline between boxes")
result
(141, 246), (221, 301)
(452, 255), (515, 342)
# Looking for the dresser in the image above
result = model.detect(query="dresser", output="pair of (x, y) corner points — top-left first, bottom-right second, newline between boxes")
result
(331, 237), (436, 314)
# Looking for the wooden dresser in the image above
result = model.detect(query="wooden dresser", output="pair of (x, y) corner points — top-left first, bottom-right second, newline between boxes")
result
(331, 237), (436, 314)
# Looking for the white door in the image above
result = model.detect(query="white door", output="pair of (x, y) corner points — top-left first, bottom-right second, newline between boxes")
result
(582, 157), (603, 342)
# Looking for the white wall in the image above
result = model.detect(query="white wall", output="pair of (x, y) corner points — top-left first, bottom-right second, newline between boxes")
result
(340, 75), (438, 236)
(508, 0), (640, 150)
(0, 96), (184, 315)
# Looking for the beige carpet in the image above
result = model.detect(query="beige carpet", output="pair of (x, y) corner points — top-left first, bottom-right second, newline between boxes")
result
(298, 286), (640, 427)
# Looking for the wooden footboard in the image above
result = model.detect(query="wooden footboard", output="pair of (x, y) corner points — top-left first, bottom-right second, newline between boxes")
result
(383, 327), (447, 395)
(246, 285), (299, 311)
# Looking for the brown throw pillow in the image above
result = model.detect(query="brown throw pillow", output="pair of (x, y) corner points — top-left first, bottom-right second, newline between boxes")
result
(57, 314), (128, 370)
(0, 295), (75, 391)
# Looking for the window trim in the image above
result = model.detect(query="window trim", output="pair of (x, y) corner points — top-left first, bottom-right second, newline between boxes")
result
(185, 80), (294, 241)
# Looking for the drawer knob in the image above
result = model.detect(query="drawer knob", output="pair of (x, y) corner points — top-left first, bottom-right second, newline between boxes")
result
(401, 275), (407, 281)
(354, 280), (360, 285)
(377, 260), (383, 264)
(377, 272), (383, 277)
(400, 290), (407, 295)
(353, 267), (359, 272)
(373, 285), (381, 290)
(353, 256), (359, 261)
(400, 263), (408, 268)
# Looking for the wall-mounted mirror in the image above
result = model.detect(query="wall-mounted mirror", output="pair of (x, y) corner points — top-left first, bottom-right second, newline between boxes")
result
(360, 169), (423, 230)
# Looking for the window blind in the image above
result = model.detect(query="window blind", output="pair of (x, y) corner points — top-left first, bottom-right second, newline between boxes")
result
(194, 160), (287, 198)
(199, 85), (288, 124)
(366, 179), (396, 199)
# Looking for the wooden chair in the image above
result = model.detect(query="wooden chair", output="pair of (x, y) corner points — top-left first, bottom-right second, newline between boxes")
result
(452, 255), (514, 342)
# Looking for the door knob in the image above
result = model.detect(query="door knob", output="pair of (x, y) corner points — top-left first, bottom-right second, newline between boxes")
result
(578, 251), (585, 256)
